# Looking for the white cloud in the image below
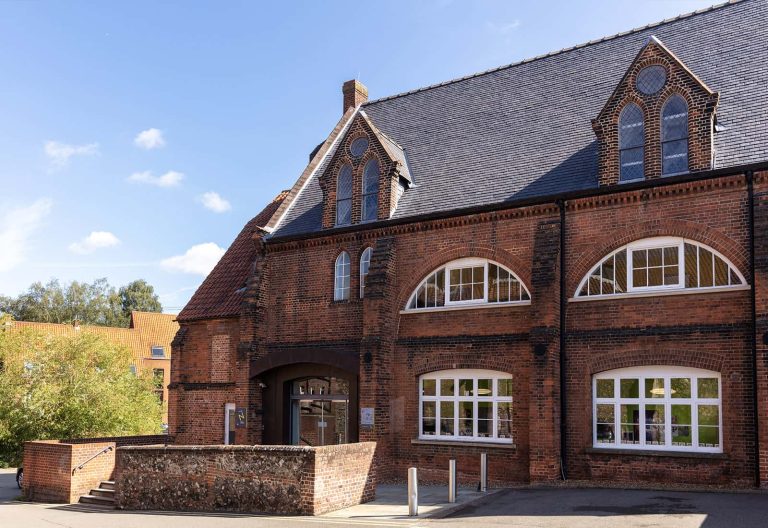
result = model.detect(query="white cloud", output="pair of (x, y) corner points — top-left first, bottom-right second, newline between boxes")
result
(134, 128), (166, 150)
(160, 242), (225, 276)
(127, 170), (184, 188)
(68, 231), (121, 254)
(486, 20), (522, 34)
(199, 191), (232, 213)
(44, 141), (99, 169)
(0, 198), (53, 272)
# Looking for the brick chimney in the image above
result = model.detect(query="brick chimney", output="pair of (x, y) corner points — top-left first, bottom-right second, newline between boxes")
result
(342, 80), (368, 113)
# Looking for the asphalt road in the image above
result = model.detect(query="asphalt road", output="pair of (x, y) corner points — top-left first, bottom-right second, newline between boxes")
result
(0, 469), (20, 504)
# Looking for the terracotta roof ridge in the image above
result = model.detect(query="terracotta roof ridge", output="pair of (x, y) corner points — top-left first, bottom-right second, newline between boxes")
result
(363, 0), (740, 106)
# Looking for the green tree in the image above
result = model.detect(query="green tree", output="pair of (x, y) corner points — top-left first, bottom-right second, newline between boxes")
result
(0, 278), (162, 328)
(0, 326), (164, 465)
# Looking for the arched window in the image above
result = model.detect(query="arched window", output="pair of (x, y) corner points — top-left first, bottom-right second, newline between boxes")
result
(575, 237), (746, 299)
(619, 103), (644, 182)
(362, 159), (379, 222)
(661, 95), (689, 175)
(405, 258), (530, 311)
(360, 247), (372, 298)
(420, 369), (513, 443)
(334, 251), (350, 301)
(594, 366), (721, 453)
(336, 164), (353, 226)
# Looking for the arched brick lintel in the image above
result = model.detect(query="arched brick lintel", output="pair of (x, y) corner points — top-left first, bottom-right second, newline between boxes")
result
(587, 348), (725, 376)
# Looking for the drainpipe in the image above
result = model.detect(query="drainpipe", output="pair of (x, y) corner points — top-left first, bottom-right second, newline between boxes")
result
(558, 199), (568, 480)
(747, 170), (761, 488)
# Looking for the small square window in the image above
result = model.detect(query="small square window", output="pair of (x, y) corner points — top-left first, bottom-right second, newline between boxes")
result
(151, 346), (166, 359)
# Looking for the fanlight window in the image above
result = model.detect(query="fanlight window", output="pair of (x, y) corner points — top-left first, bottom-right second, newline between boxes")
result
(576, 237), (745, 298)
(336, 164), (353, 226)
(661, 95), (689, 175)
(619, 103), (644, 182)
(406, 258), (530, 311)
(360, 247), (372, 298)
(362, 159), (379, 222)
(334, 251), (351, 301)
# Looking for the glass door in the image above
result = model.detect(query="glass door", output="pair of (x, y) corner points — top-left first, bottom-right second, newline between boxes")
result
(290, 377), (349, 446)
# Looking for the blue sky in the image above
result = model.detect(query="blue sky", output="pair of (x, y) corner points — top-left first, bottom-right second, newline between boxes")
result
(0, 0), (715, 312)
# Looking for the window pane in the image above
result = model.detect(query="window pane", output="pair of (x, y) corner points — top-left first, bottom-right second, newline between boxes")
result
(440, 379), (455, 397)
(730, 268), (741, 286)
(672, 378), (691, 398)
(422, 401), (436, 436)
(336, 198), (352, 225)
(698, 404), (719, 426)
(648, 267), (663, 287)
(663, 139), (689, 175)
(416, 284), (426, 309)
(336, 165), (353, 199)
(620, 105), (644, 148)
(461, 268), (472, 283)
(422, 379), (436, 397)
(473, 266), (484, 283)
(664, 265), (679, 285)
(422, 418), (436, 436)
(440, 402), (455, 436)
(662, 96), (688, 141)
(671, 404), (692, 446)
(596, 379), (614, 398)
(698, 378), (719, 399)
(362, 193), (378, 222)
(588, 268), (602, 296)
(645, 378), (664, 398)
(633, 268), (647, 287)
(648, 248), (663, 267)
(596, 404), (615, 444)
(602, 257), (615, 295)
(459, 379), (474, 396)
(435, 270), (446, 306)
(615, 250), (628, 293)
(363, 159), (379, 194)
(645, 404), (665, 446)
(497, 401), (513, 421)
(488, 264), (499, 302)
(498, 379), (513, 397)
(477, 379), (492, 397)
(459, 402), (473, 436)
(664, 246), (679, 265)
(685, 243), (698, 288)
(714, 256), (729, 287)
(497, 419), (512, 439)
(509, 279), (520, 301)
(477, 402), (492, 437)
(620, 378), (639, 398)
(699, 248), (714, 287)
(620, 404), (640, 445)
(633, 249), (647, 268)
(699, 425), (720, 448)
(698, 405), (720, 448)
(620, 147), (644, 182)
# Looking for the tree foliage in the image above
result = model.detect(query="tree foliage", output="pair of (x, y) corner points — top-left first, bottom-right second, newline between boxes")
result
(0, 278), (162, 328)
(0, 326), (164, 465)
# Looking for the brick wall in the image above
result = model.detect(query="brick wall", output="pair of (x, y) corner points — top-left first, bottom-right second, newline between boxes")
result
(23, 435), (172, 503)
(114, 442), (376, 515)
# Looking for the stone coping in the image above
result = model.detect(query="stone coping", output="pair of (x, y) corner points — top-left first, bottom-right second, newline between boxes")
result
(119, 442), (377, 452)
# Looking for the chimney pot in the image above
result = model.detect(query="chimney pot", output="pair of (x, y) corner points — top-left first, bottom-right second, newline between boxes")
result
(342, 80), (368, 114)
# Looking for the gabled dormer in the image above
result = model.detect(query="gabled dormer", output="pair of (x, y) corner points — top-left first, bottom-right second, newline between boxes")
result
(319, 90), (412, 229)
(592, 36), (719, 186)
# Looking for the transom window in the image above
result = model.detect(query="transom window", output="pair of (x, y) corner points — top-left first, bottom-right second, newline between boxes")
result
(361, 159), (379, 222)
(619, 103), (644, 182)
(336, 164), (353, 226)
(593, 366), (721, 453)
(360, 247), (372, 298)
(420, 369), (513, 443)
(406, 258), (530, 311)
(334, 251), (351, 301)
(576, 237), (746, 298)
(661, 94), (689, 176)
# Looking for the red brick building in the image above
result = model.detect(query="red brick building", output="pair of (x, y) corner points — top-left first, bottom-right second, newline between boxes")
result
(170, 0), (768, 488)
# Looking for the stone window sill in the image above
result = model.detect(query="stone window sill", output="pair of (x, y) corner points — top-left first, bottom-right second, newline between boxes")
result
(584, 447), (726, 459)
(411, 438), (516, 450)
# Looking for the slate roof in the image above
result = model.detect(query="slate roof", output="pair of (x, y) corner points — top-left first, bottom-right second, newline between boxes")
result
(272, 0), (768, 238)
(177, 191), (289, 322)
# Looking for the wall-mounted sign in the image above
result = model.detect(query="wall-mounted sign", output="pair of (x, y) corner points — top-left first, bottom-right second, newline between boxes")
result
(235, 408), (247, 428)
(361, 407), (375, 426)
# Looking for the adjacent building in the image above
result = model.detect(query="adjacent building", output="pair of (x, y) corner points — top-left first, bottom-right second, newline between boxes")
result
(170, 0), (768, 488)
(11, 311), (178, 422)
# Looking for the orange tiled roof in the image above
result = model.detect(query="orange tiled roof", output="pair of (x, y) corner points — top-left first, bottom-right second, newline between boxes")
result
(177, 190), (288, 322)
(8, 311), (179, 367)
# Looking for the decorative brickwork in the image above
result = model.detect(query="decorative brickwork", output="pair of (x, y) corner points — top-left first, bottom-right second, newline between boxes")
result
(592, 37), (719, 186)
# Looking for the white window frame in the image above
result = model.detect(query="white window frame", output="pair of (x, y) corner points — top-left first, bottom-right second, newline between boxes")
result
(404, 257), (531, 312)
(360, 247), (372, 299)
(593, 366), (722, 453)
(224, 402), (236, 445)
(418, 369), (514, 444)
(573, 236), (747, 300)
(150, 345), (166, 359)
(334, 251), (351, 301)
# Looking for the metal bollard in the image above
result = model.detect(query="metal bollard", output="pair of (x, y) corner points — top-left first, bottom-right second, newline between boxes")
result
(408, 467), (418, 516)
(448, 459), (457, 503)
(480, 453), (488, 492)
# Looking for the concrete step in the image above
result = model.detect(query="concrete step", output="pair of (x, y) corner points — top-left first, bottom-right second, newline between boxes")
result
(79, 494), (115, 507)
(100, 480), (115, 490)
(90, 488), (115, 498)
